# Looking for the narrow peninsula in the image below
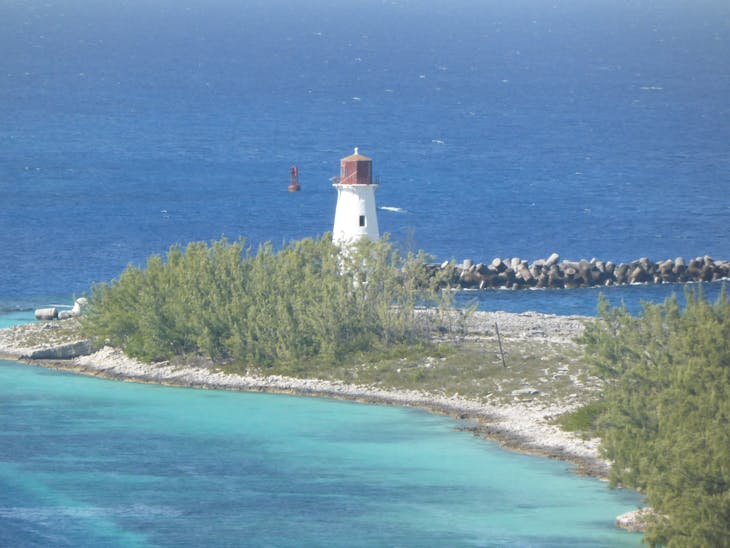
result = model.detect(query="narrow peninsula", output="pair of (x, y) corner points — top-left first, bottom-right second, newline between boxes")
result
(0, 310), (605, 476)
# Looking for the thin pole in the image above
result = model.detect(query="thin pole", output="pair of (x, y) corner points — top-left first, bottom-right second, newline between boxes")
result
(495, 322), (507, 368)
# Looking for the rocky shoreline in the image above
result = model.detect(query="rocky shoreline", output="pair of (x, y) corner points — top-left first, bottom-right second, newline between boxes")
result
(0, 311), (606, 476)
(65, 346), (605, 471)
(5, 346), (609, 478)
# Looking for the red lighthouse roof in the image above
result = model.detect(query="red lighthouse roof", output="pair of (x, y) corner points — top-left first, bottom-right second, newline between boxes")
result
(338, 147), (373, 185)
(341, 147), (371, 162)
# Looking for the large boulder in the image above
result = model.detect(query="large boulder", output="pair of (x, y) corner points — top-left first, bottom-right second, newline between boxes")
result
(516, 262), (534, 284)
(491, 258), (508, 273)
(629, 265), (651, 284)
(615, 508), (654, 533)
(27, 340), (93, 360)
(547, 266), (565, 288)
(34, 307), (58, 321)
(459, 269), (481, 288)
(545, 252), (560, 267)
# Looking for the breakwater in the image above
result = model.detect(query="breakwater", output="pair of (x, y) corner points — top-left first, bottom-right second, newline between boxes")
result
(433, 254), (730, 290)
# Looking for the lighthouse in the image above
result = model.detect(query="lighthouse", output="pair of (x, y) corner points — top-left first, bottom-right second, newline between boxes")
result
(332, 148), (380, 245)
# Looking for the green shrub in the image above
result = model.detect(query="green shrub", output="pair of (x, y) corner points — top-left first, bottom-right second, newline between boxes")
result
(82, 235), (455, 368)
(555, 400), (607, 436)
(581, 287), (730, 546)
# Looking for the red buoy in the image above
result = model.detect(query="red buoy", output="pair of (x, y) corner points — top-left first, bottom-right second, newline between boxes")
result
(288, 166), (301, 192)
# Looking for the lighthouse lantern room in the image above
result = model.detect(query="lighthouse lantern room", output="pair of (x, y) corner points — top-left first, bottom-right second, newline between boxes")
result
(332, 148), (380, 245)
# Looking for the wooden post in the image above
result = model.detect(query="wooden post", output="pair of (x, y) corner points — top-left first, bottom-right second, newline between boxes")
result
(495, 322), (507, 368)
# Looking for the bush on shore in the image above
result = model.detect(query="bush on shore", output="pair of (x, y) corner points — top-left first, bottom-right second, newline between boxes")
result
(82, 235), (457, 370)
(579, 287), (730, 547)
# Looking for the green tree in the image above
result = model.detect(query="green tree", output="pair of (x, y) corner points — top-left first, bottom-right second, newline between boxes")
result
(580, 288), (730, 546)
(82, 234), (455, 370)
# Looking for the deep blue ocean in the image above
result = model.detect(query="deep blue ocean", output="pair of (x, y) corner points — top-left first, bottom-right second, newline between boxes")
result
(1, 0), (729, 314)
(1, 0), (728, 544)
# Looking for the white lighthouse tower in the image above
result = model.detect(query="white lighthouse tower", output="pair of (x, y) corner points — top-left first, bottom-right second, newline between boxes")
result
(332, 148), (380, 245)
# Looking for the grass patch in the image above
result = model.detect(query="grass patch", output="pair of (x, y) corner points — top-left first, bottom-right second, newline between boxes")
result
(228, 333), (598, 408)
(553, 400), (606, 437)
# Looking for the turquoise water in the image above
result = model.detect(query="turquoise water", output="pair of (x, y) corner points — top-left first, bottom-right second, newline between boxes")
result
(0, 360), (642, 546)
(0, 310), (37, 329)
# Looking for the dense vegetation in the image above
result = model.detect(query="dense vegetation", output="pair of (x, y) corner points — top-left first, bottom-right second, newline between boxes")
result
(82, 235), (456, 371)
(579, 288), (730, 546)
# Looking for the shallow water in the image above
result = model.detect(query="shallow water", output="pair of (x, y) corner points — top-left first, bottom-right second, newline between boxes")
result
(0, 360), (641, 547)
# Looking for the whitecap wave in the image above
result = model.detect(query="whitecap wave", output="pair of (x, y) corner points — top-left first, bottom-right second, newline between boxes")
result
(0, 504), (181, 520)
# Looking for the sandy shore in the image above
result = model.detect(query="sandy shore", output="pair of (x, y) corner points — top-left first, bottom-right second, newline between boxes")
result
(0, 311), (609, 478)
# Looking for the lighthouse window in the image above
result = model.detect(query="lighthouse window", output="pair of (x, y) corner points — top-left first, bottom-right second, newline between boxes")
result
(359, 215), (366, 227)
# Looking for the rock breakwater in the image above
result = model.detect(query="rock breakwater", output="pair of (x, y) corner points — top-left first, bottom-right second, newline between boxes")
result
(436, 254), (730, 290)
